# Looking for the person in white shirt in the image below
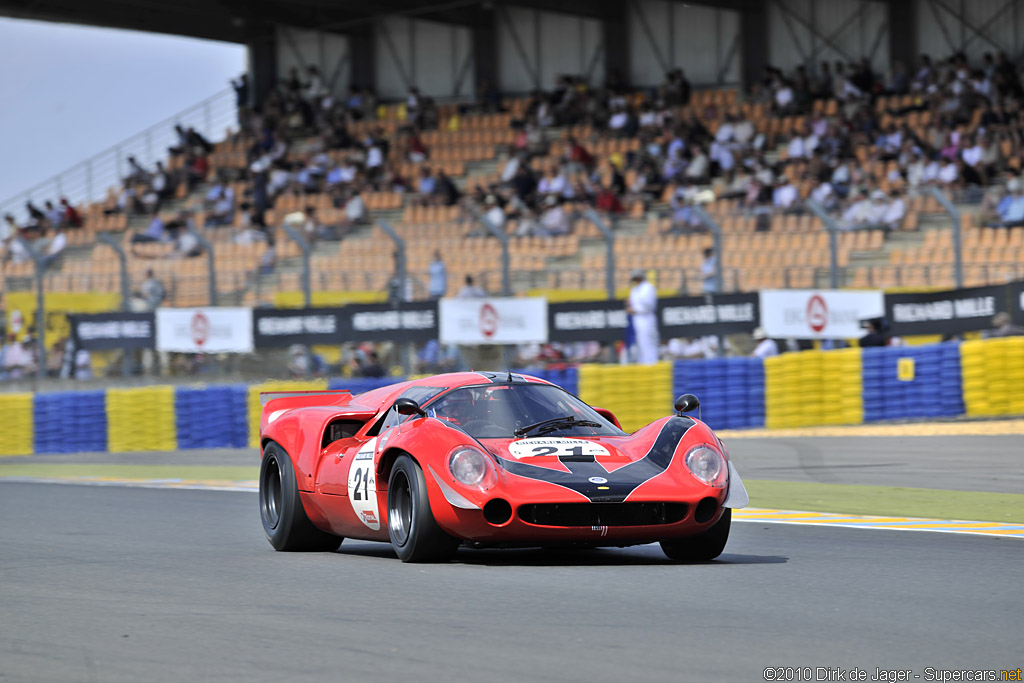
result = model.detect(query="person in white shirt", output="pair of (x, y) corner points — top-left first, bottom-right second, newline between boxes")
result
(539, 196), (569, 236)
(428, 251), (447, 299)
(42, 230), (67, 269)
(701, 248), (718, 294)
(484, 195), (505, 230)
(344, 190), (366, 225)
(881, 190), (906, 231)
(626, 269), (659, 365)
(751, 327), (779, 358)
(773, 179), (799, 210)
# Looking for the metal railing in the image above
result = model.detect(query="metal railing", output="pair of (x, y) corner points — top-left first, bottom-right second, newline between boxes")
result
(0, 88), (237, 222)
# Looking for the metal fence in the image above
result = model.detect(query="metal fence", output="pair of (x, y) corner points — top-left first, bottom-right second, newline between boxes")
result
(0, 88), (238, 223)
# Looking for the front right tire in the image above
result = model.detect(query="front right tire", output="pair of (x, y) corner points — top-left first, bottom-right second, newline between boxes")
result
(387, 454), (459, 563)
(259, 442), (342, 552)
(660, 508), (731, 561)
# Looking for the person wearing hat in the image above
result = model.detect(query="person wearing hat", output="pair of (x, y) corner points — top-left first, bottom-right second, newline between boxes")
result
(751, 327), (778, 358)
(626, 269), (659, 364)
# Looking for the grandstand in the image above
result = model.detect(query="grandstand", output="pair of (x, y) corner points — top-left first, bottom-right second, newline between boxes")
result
(2, 0), (1024, 316)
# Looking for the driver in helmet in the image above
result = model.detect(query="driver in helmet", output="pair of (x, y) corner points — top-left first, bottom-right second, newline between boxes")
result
(436, 389), (483, 425)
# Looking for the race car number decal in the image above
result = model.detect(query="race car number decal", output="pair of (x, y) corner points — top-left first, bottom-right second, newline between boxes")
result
(507, 438), (610, 461)
(349, 437), (381, 530)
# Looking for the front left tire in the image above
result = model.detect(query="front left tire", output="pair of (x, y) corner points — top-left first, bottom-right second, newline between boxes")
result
(387, 454), (459, 563)
(660, 508), (731, 562)
(260, 442), (343, 552)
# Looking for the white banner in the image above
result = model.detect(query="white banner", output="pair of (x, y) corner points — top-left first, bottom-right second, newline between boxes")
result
(759, 290), (884, 339)
(156, 307), (254, 353)
(439, 298), (548, 344)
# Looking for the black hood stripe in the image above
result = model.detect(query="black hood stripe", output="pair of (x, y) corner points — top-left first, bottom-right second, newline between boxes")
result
(498, 416), (695, 503)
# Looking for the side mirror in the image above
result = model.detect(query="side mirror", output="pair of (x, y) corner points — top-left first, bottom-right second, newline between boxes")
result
(394, 397), (426, 417)
(674, 393), (700, 415)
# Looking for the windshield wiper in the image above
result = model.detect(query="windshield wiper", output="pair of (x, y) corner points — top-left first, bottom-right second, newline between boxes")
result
(514, 415), (603, 438)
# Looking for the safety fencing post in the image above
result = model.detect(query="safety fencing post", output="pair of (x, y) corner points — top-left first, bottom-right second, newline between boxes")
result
(97, 232), (133, 376)
(926, 186), (964, 289)
(691, 205), (724, 294)
(280, 221), (312, 307)
(480, 215), (511, 296)
(805, 199), (841, 289)
(584, 208), (617, 301)
(378, 221), (413, 375)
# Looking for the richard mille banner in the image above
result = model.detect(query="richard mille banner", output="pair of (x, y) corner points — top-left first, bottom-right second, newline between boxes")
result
(69, 312), (156, 350)
(885, 285), (1007, 336)
(659, 293), (759, 337)
(253, 307), (345, 347)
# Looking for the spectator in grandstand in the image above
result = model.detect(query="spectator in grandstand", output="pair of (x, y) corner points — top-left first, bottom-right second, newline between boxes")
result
(138, 269), (166, 310)
(701, 247), (718, 294)
(457, 275), (486, 298)
(626, 269), (659, 365)
(416, 167), (437, 202)
(43, 201), (63, 230)
(483, 195), (506, 231)
(986, 312), (1024, 338)
(59, 198), (82, 228)
(428, 251), (447, 299)
(173, 215), (202, 259)
(751, 327), (779, 358)
(41, 229), (66, 270)
(205, 185), (235, 227)
(434, 170), (460, 207)
(125, 156), (150, 184)
(880, 189), (907, 231)
(260, 235), (277, 275)
(987, 178), (1024, 227)
(342, 189), (366, 228)
(131, 215), (169, 245)
(304, 66), (327, 103)
(539, 195), (570, 236)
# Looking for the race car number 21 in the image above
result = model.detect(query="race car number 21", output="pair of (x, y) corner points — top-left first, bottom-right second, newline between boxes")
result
(508, 437), (610, 460)
(349, 438), (381, 530)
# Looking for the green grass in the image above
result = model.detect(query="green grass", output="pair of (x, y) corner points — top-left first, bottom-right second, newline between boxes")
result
(0, 463), (257, 482)
(745, 479), (1024, 524)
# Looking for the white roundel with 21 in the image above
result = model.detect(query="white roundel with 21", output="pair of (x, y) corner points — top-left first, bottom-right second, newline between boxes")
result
(507, 437), (610, 460)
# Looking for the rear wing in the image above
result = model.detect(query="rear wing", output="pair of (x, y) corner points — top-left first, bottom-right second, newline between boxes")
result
(260, 390), (353, 408)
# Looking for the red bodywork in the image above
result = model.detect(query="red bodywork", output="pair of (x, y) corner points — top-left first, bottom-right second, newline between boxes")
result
(259, 372), (737, 548)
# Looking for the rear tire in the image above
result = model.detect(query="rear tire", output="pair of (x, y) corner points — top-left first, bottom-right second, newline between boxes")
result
(260, 442), (342, 552)
(660, 508), (731, 561)
(387, 454), (458, 563)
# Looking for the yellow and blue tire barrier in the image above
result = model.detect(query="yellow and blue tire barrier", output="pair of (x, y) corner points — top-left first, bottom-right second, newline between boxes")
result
(3, 337), (1023, 454)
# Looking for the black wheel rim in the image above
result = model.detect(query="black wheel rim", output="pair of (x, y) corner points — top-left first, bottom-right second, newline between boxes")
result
(261, 456), (282, 530)
(389, 470), (413, 547)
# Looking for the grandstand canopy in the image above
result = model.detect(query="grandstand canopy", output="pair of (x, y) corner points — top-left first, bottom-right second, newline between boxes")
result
(1, 0), (1011, 102)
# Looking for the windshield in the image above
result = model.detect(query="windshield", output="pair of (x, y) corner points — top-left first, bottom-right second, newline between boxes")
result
(425, 383), (626, 439)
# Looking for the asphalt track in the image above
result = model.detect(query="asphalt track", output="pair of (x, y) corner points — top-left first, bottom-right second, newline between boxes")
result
(1, 480), (1020, 683)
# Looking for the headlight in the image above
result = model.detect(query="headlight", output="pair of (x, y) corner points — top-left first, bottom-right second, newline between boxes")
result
(685, 445), (728, 488)
(448, 446), (497, 489)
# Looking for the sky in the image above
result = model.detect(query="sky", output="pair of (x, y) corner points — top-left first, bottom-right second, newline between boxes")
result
(0, 17), (247, 204)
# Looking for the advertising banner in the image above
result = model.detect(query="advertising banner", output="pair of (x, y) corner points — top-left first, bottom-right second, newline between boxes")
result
(659, 293), (759, 337)
(1007, 280), (1024, 327)
(69, 312), (156, 350)
(440, 298), (548, 345)
(156, 307), (254, 353)
(343, 301), (438, 343)
(548, 301), (629, 343)
(253, 308), (345, 348)
(885, 285), (1007, 336)
(760, 290), (884, 339)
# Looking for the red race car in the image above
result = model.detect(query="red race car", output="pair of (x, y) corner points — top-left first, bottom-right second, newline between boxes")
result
(258, 371), (748, 562)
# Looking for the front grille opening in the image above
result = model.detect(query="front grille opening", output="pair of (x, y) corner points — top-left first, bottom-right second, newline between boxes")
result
(518, 502), (688, 527)
(483, 498), (513, 525)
